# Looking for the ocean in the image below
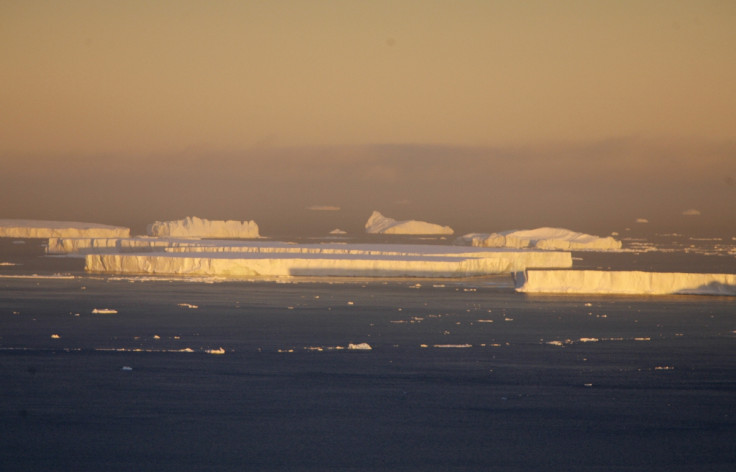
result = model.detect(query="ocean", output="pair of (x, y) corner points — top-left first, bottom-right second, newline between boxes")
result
(1, 236), (735, 471)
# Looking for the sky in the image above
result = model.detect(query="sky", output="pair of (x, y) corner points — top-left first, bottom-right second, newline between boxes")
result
(2, 1), (735, 236)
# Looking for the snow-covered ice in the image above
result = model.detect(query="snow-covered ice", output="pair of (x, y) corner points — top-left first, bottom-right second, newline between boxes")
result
(516, 270), (736, 296)
(147, 216), (259, 239)
(91, 308), (118, 314)
(456, 227), (621, 251)
(0, 219), (130, 238)
(365, 211), (454, 235)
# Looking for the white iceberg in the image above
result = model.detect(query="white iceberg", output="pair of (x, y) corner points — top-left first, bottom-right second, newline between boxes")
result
(147, 216), (259, 239)
(364, 211), (453, 235)
(456, 227), (622, 251)
(84, 240), (571, 278)
(0, 219), (130, 239)
(347, 343), (372, 350)
(516, 270), (736, 296)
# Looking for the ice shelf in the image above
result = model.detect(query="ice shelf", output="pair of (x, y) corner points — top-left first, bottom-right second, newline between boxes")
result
(516, 270), (736, 296)
(0, 219), (130, 239)
(365, 211), (454, 235)
(456, 227), (621, 251)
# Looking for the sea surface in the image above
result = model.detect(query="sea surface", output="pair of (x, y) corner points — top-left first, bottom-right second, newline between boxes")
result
(1, 236), (735, 471)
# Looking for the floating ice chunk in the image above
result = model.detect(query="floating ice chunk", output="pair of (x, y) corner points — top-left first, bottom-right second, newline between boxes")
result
(364, 211), (453, 235)
(682, 209), (701, 216)
(433, 344), (472, 348)
(348, 343), (372, 350)
(205, 347), (226, 355)
(92, 308), (118, 314)
(516, 270), (736, 296)
(177, 303), (199, 309)
(636, 218), (649, 224)
(51, 334), (60, 339)
(147, 216), (259, 239)
(546, 340), (565, 346)
(579, 337), (599, 343)
(456, 227), (622, 251)
(0, 219), (130, 239)
(329, 228), (347, 235)
(121, 366), (133, 371)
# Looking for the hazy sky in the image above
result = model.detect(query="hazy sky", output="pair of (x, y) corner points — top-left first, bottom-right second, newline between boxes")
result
(2, 1), (735, 235)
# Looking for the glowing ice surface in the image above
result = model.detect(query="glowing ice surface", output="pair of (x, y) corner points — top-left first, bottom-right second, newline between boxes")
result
(516, 270), (736, 296)
(456, 227), (621, 251)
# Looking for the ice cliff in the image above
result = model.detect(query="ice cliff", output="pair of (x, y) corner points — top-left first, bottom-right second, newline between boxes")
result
(456, 227), (621, 251)
(364, 211), (454, 235)
(516, 270), (736, 296)
(146, 216), (260, 239)
(0, 219), (130, 238)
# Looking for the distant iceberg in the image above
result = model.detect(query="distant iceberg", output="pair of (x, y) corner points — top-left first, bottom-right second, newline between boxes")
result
(0, 219), (130, 239)
(456, 227), (621, 251)
(147, 216), (259, 239)
(516, 270), (736, 296)
(364, 211), (453, 235)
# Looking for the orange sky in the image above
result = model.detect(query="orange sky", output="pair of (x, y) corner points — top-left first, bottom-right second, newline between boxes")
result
(1, 1), (735, 235)
(2, 0), (735, 155)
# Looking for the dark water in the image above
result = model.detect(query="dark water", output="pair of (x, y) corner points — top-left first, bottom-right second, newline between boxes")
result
(1, 238), (735, 471)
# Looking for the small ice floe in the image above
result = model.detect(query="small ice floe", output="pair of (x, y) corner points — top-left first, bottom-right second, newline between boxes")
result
(121, 366), (133, 371)
(477, 319), (494, 323)
(348, 343), (372, 350)
(504, 317), (514, 321)
(153, 335), (160, 340)
(433, 344), (472, 349)
(347, 301), (355, 305)
(50, 334), (61, 339)
(0, 262), (18, 266)
(12, 311), (20, 315)
(634, 337), (651, 341)
(579, 337), (600, 343)
(584, 383), (593, 388)
(205, 347), (225, 355)
(92, 308), (118, 314)
(546, 340), (565, 347)
(584, 302), (593, 307)
(277, 348), (295, 353)
(654, 366), (675, 371)
(177, 303), (198, 309)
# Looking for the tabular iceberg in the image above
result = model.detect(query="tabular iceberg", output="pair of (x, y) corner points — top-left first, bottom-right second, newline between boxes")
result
(365, 211), (454, 235)
(0, 219), (130, 238)
(456, 227), (621, 251)
(146, 216), (260, 239)
(83, 241), (572, 278)
(516, 270), (736, 296)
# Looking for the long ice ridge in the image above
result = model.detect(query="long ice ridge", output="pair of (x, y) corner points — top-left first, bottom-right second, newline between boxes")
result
(516, 270), (736, 296)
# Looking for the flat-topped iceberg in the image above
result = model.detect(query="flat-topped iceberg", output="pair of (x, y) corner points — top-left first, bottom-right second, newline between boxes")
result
(365, 211), (453, 235)
(147, 216), (259, 239)
(516, 270), (736, 296)
(456, 227), (621, 251)
(84, 240), (572, 278)
(0, 219), (130, 239)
